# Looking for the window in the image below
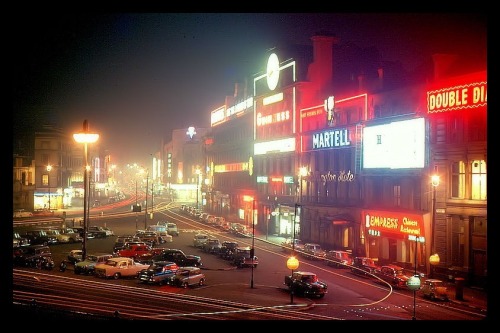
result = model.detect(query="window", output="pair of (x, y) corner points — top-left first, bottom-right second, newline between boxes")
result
(393, 185), (401, 207)
(451, 161), (465, 198)
(471, 160), (486, 200)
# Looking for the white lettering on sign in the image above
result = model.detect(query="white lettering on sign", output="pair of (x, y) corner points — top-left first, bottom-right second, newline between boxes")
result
(312, 129), (351, 149)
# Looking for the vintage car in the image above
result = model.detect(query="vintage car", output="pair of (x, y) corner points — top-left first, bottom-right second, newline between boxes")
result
(74, 253), (114, 275)
(232, 246), (258, 268)
(281, 238), (305, 253)
(218, 241), (239, 260)
(193, 233), (210, 248)
(13, 232), (30, 248)
(284, 271), (328, 298)
(13, 245), (53, 269)
(67, 249), (83, 264)
(135, 247), (167, 264)
(137, 261), (179, 285)
(325, 250), (353, 268)
(151, 249), (203, 267)
(94, 257), (149, 279)
(420, 279), (449, 301)
(302, 243), (327, 260)
(115, 243), (152, 260)
(373, 264), (410, 289)
(13, 209), (33, 218)
(169, 266), (206, 288)
(351, 257), (379, 277)
(201, 238), (222, 254)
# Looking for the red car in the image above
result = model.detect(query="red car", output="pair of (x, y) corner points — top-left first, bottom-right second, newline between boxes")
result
(116, 244), (152, 260)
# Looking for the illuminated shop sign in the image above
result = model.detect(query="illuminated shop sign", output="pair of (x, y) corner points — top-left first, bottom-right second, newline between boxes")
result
(283, 176), (294, 184)
(257, 110), (290, 126)
(306, 170), (355, 185)
(214, 162), (249, 173)
(300, 94), (367, 133)
(254, 137), (295, 155)
(427, 81), (487, 114)
(302, 128), (352, 152)
(363, 117), (425, 169)
(256, 176), (268, 183)
(211, 98), (254, 127)
(363, 209), (424, 239)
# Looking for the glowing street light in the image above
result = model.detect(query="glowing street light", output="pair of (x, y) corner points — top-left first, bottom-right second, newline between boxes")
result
(430, 172), (440, 278)
(73, 120), (99, 262)
(46, 164), (52, 210)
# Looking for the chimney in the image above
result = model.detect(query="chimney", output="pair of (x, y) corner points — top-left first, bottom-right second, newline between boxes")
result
(308, 34), (339, 92)
(432, 53), (458, 80)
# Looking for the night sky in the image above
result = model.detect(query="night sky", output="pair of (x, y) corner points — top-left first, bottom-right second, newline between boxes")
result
(12, 13), (486, 165)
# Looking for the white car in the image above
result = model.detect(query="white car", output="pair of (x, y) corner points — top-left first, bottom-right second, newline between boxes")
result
(193, 233), (209, 248)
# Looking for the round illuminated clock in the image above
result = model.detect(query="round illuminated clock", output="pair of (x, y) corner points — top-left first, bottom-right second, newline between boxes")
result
(266, 53), (280, 91)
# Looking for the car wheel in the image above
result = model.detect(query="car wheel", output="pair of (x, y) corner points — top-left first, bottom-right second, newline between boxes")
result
(198, 279), (205, 286)
(113, 273), (121, 280)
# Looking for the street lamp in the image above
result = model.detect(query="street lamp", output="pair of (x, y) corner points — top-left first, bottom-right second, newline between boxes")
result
(46, 164), (52, 210)
(287, 204), (300, 304)
(430, 173), (440, 278)
(144, 169), (149, 230)
(407, 235), (422, 320)
(251, 199), (255, 289)
(73, 120), (99, 262)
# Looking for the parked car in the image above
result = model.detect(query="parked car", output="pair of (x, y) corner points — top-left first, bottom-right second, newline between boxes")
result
(74, 253), (114, 275)
(13, 232), (30, 248)
(13, 245), (54, 270)
(302, 243), (327, 260)
(201, 238), (222, 254)
(151, 249), (203, 267)
(169, 266), (206, 288)
(32, 208), (55, 217)
(325, 250), (353, 268)
(218, 241), (239, 260)
(420, 279), (449, 301)
(135, 247), (167, 264)
(116, 243), (152, 260)
(232, 246), (258, 268)
(166, 222), (179, 236)
(351, 257), (379, 277)
(373, 264), (410, 289)
(67, 249), (83, 264)
(284, 271), (328, 298)
(137, 261), (179, 285)
(281, 238), (305, 253)
(13, 209), (33, 218)
(87, 226), (108, 238)
(193, 233), (210, 248)
(22, 229), (58, 246)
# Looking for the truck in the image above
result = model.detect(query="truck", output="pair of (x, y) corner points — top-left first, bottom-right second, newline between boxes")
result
(284, 271), (328, 298)
(94, 257), (149, 279)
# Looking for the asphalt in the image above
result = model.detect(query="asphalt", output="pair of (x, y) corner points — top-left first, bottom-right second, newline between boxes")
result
(56, 205), (488, 314)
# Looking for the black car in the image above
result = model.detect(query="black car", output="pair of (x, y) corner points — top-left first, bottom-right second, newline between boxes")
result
(218, 241), (239, 260)
(232, 246), (258, 268)
(13, 245), (54, 270)
(151, 249), (203, 267)
(22, 230), (57, 246)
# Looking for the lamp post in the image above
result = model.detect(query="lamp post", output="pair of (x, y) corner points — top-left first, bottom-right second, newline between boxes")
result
(135, 178), (138, 230)
(407, 236), (422, 320)
(144, 170), (149, 230)
(251, 199), (255, 288)
(46, 164), (52, 210)
(298, 166), (307, 204)
(286, 204), (300, 304)
(430, 173), (440, 278)
(73, 120), (99, 262)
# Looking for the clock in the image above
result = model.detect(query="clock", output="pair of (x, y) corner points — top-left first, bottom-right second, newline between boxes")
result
(266, 53), (280, 91)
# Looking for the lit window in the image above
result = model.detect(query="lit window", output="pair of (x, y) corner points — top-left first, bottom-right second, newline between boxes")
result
(471, 160), (486, 200)
(451, 161), (465, 198)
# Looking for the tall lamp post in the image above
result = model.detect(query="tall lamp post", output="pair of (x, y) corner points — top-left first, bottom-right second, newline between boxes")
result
(73, 120), (99, 262)
(430, 173), (440, 278)
(251, 199), (256, 288)
(407, 236), (422, 320)
(144, 170), (149, 229)
(46, 164), (52, 210)
(286, 204), (300, 304)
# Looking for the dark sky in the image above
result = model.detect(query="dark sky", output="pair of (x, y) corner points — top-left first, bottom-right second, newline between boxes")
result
(13, 13), (486, 165)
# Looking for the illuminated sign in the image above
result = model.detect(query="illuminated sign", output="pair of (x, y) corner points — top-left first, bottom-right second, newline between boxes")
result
(254, 137), (295, 155)
(283, 176), (294, 184)
(427, 81), (487, 113)
(363, 117), (425, 169)
(263, 92), (284, 105)
(186, 126), (196, 139)
(306, 170), (355, 185)
(312, 128), (351, 149)
(214, 162), (249, 173)
(256, 176), (268, 183)
(256, 110), (290, 126)
(363, 209), (424, 239)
